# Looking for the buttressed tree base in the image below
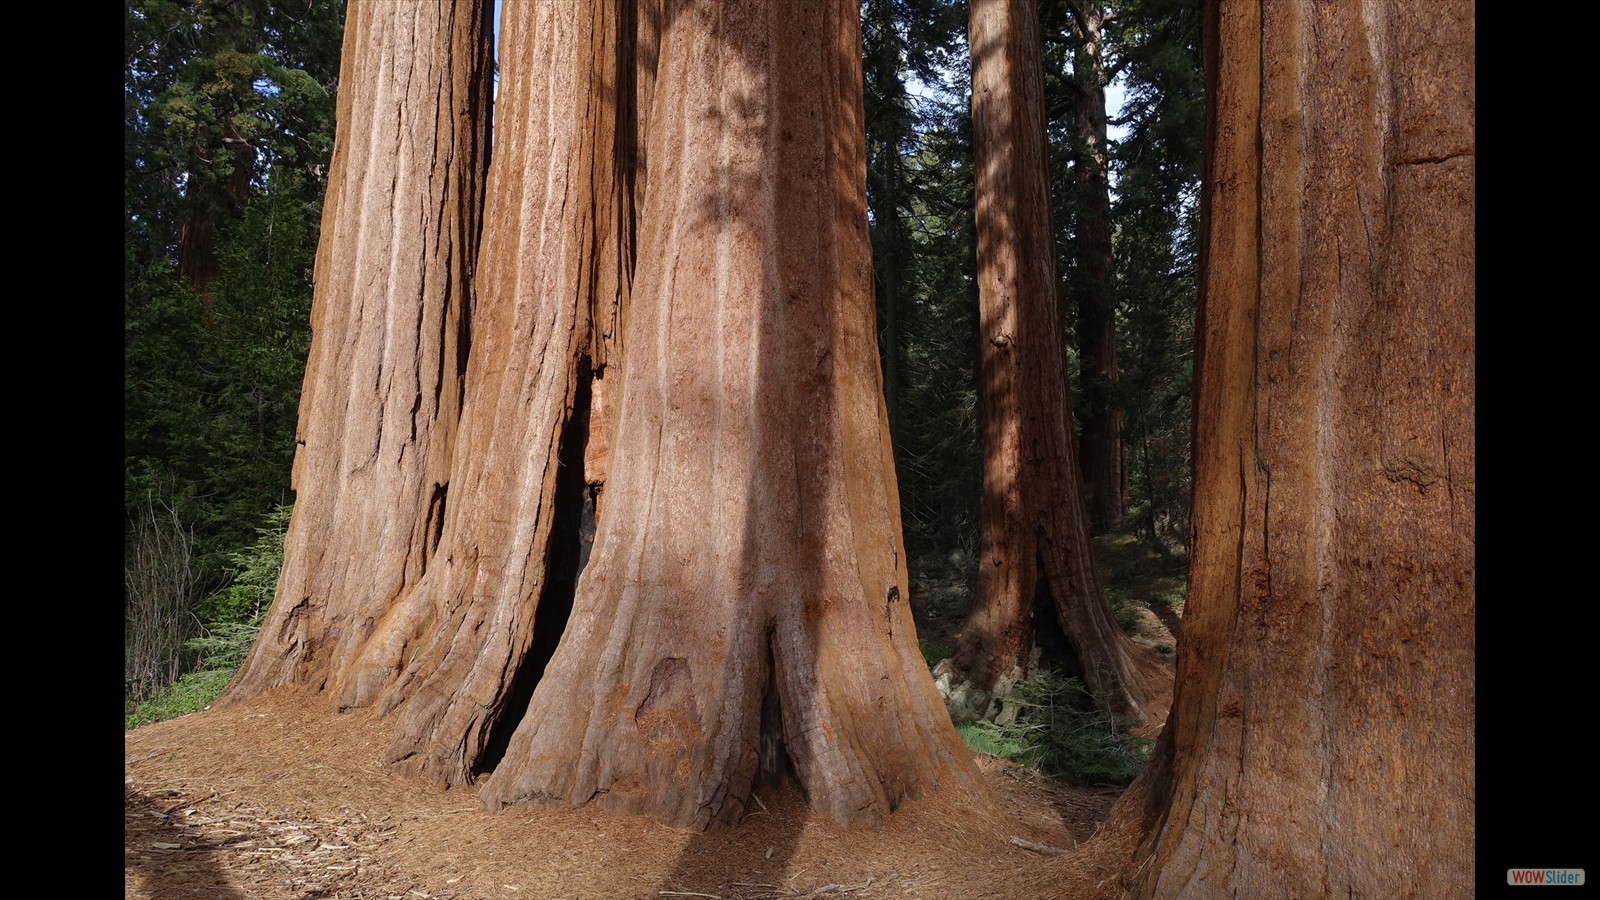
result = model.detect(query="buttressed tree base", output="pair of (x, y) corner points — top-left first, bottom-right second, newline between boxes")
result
(222, 0), (987, 831)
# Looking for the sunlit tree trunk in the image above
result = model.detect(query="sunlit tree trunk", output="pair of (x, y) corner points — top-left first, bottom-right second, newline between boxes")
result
(1090, 2), (1475, 895)
(479, 0), (985, 829)
(224, 0), (984, 831)
(331, 0), (636, 787)
(934, 0), (1161, 726)
(221, 0), (492, 702)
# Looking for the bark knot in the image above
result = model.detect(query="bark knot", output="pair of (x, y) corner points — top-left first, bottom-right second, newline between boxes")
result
(1381, 458), (1440, 492)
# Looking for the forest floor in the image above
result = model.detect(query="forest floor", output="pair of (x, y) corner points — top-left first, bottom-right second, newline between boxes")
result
(125, 538), (1183, 900)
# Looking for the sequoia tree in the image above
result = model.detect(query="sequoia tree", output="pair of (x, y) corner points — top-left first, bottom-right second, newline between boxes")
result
(324, 0), (647, 788)
(933, 0), (1162, 726)
(1069, 1), (1475, 895)
(222, 0), (986, 830)
(478, 0), (983, 829)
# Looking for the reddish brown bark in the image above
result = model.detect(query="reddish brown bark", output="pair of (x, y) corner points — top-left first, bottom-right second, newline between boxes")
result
(332, 0), (636, 786)
(1098, 2), (1475, 895)
(935, 0), (1161, 726)
(223, 0), (983, 831)
(220, 0), (492, 703)
(478, 0), (985, 829)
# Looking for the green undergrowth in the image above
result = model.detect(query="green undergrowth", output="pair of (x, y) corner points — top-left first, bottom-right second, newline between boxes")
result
(960, 669), (1153, 786)
(919, 639), (955, 667)
(917, 528), (1180, 786)
(124, 507), (287, 729)
(956, 722), (1028, 759)
(1093, 530), (1188, 633)
(124, 667), (238, 729)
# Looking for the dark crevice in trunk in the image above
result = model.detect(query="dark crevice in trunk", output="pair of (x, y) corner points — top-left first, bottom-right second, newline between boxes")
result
(423, 483), (448, 568)
(475, 356), (594, 775)
(455, 269), (474, 418)
(1033, 559), (1081, 681)
(759, 633), (795, 790)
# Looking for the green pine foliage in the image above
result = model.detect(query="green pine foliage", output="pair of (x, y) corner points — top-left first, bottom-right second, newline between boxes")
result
(967, 669), (1153, 786)
(125, 506), (290, 729)
(861, 0), (983, 611)
(1108, 0), (1203, 552)
(126, 0), (339, 701)
(1032, 0), (1203, 553)
(125, 172), (316, 576)
(197, 504), (293, 625)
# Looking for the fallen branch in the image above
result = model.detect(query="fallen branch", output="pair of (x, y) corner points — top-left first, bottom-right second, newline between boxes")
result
(1008, 835), (1071, 856)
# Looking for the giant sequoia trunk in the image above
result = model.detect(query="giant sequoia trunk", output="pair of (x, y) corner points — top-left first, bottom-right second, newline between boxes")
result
(221, 0), (632, 785)
(222, 0), (492, 702)
(1093, 2), (1475, 895)
(329, 0), (637, 786)
(935, 0), (1161, 726)
(478, 0), (984, 829)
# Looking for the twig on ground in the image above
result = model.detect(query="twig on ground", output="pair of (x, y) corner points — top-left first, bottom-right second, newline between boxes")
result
(1009, 835), (1072, 856)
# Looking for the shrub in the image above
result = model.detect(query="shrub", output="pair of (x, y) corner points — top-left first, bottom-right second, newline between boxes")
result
(919, 639), (955, 667)
(125, 506), (289, 729)
(964, 669), (1152, 786)
(1105, 588), (1143, 635)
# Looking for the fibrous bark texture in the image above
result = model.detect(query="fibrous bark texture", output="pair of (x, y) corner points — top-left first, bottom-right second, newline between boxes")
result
(222, 0), (492, 703)
(333, 0), (635, 787)
(1129, 1), (1475, 895)
(937, 0), (1160, 726)
(479, 0), (984, 830)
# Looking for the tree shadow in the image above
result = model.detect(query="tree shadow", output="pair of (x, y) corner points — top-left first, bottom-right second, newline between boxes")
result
(1149, 597), (1183, 641)
(660, 780), (810, 896)
(124, 784), (248, 900)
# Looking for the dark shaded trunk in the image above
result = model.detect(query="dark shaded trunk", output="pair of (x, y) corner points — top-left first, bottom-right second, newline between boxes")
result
(176, 150), (255, 304)
(1068, 0), (1125, 535)
(863, 0), (909, 439)
(934, 0), (1162, 727)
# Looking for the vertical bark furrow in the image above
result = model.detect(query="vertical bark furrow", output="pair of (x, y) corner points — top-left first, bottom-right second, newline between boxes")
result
(341, 0), (638, 787)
